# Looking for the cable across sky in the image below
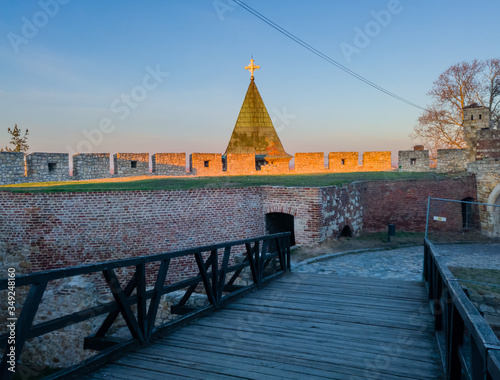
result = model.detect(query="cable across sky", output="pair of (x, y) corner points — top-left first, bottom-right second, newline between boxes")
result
(233, 0), (426, 111)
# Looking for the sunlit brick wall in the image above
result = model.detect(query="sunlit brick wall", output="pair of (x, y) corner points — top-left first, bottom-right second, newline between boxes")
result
(226, 153), (256, 175)
(361, 151), (392, 171)
(328, 152), (359, 172)
(189, 153), (222, 176)
(294, 152), (326, 173)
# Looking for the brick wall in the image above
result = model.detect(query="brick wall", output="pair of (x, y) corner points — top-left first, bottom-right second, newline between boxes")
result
(362, 151), (392, 171)
(190, 153), (222, 176)
(73, 153), (110, 180)
(113, 153), (149, 176)
(152, 153), (187, 175)
(0, 175), (480, 282)
(0, 188), (265, 280)
(476, 129), (500, 160)
(226, 153), (255, 175)
(398, 150), (430, 172)
(436, 149), (469, 173)
(360, 175), (477, 232)
(0, 152), (25, 185)
(261, 186), (322, 245)
(328, 152), (359, 172)
(294, 152), (326, 173)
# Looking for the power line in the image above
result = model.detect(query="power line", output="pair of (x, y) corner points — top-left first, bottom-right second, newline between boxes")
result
(233, 0), (426, 111)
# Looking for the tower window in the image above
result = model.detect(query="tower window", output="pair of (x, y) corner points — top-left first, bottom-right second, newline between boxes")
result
(131, 161), (137, 168)
(479, 114), (482, 120)
(341, 159), (345, 165)
(410, 158), (416, 166)
(204, 160), (210, 168)
(471, 115), (474, 120)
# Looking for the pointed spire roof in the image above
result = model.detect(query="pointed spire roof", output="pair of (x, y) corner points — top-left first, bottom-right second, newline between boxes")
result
(224, 60), (291, 160)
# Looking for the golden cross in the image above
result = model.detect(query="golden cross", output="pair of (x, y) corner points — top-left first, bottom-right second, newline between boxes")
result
(245, 58), (260, 79)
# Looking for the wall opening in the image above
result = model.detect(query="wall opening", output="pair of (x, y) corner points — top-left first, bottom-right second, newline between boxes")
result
(494, 193), (500, 237)
(48, 162), (57, 172)
(339, 225), (352, 238)
(461, 197), (474, 230)
(341, 159), (345, 165)
(204, 160), (210, 168)
(265, 212), (295, 247)
(410, 158), (416, 166)
(130, 161), (137, 168)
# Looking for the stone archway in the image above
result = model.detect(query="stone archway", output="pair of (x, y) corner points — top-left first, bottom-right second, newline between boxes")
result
(265, 212), (296, 246)
(339, 225), (352, 238)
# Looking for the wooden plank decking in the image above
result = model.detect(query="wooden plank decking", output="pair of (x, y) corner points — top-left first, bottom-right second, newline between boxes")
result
(80, 273), (444, 379)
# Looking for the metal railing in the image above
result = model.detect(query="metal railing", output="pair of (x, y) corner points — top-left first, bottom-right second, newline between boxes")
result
(423, 238), (500, 379)
(0, 232), (291, 379)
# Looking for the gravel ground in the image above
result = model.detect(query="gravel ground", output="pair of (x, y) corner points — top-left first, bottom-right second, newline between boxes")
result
(293, 243), (500, 282)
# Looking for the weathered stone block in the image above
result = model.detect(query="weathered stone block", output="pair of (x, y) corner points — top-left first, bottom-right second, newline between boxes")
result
(398, 150), (430, 172)
(113, 153), (149, 177)
(328, 152), (359, 172)
(152, 153), (187, 176)
(73, 153), (110, 180)
(190, 153), (222, 176)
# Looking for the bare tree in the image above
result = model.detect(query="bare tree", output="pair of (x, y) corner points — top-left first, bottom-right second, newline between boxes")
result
(411, 59), (500, 156)
(2, 124), (29, 153)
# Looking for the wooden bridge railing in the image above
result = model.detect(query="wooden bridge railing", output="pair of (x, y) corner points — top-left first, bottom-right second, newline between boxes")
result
(423, 238), (500, 379)
(0, 232), (291, 380)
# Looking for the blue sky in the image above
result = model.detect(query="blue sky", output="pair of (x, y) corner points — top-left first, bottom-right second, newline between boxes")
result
(1, 0), (499, 160)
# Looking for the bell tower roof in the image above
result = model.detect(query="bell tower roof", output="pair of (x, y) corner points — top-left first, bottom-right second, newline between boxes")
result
(224, 59), (291, 160)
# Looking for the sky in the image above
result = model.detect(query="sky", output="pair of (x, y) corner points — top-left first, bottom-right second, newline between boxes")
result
(1, 0), (499, 162)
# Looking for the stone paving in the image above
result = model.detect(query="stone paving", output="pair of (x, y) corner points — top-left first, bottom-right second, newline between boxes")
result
(293, 243), (500, 282)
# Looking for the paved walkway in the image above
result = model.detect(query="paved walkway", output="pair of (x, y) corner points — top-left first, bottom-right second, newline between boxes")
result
(294, 243), (500, 281)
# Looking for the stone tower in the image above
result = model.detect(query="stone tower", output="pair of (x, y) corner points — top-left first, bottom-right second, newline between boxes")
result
(224, 59), (292, 169)
(462, 103), (490, 160)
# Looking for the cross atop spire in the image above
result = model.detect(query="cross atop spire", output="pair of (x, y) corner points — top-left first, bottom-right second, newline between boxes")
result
(245, 58), (260, 80)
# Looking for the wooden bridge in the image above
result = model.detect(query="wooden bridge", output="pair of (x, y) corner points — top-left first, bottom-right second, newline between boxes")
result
(79, 274), (443, 380)
(2, 234), (500, 379)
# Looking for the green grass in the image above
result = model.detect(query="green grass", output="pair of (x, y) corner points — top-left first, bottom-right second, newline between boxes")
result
(449, 267), (500, 295)
(0, 171), (456, 193)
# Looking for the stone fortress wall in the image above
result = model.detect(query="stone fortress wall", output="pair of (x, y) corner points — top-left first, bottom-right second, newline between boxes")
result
(0, 146), (490, 186)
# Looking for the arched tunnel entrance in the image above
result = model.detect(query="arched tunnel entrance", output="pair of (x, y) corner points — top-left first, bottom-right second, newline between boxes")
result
(265, 212), (296, 247)
(339, 225), (352, 238)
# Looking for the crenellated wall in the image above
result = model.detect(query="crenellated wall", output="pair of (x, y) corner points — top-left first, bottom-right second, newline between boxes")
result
(1, 146), (493, 186)
(190, 153), (223, 176)
(152, 153), (187, 176)
(73, 153), (111, 180)
(113, 153), (149, 176)
(226, 153), (256, 175)
(294, 152), (326, 173)
(328, 152), (359, 172)
(436, 149), (469, 173)
(0, 152), (25, 185)
(26, 153), (70, 182)
(398, 149), (429, 172)
(362, 151), (392, 171)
